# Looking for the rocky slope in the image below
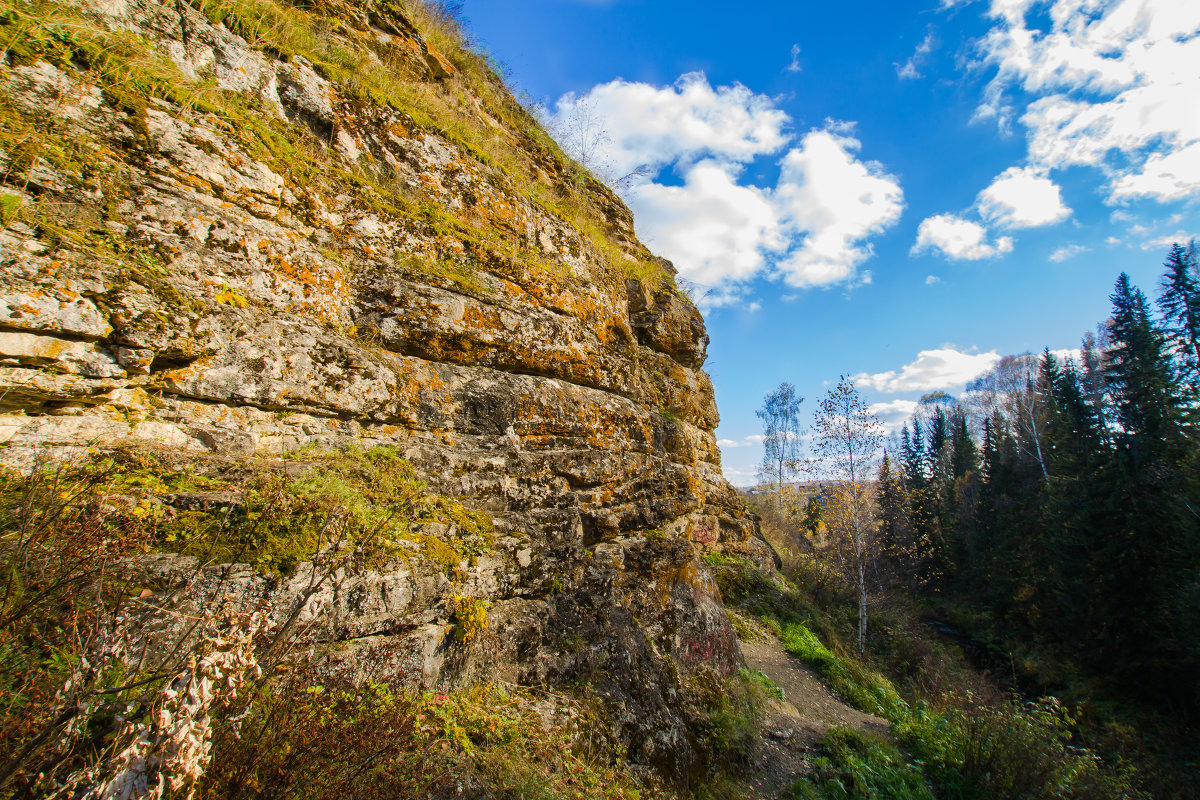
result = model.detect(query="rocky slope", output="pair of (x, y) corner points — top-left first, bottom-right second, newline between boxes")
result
(0, 0), (772, 781)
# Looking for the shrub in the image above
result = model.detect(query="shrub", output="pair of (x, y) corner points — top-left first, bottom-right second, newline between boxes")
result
(0, 445), (512, 798)
(205, 678), (648, 800)
(899, 697), (1145, 800)
(688, 667), (778, 764)
(786, 727), (935, 800)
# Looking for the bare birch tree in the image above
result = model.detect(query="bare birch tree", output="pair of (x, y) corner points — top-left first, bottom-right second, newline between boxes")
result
(811, 378), (883, 654)
(756, 382), (804, 513)
(967, 354), (1050, 482)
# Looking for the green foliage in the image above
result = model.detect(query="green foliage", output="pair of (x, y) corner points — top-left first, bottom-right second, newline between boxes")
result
(689, 667), (777, 764)
(2, 445), (493, 582)
(723, 497), (1145, 800)
(451, 592), (489, 641)
(786, 728), (935, 800)
(868, 248), (1200, 795)
(898, 697), (1145, 800)
(106, 446), (487, 578)
(779, 623), (909, 722)
(207, 677), (650, 799)
(0, 193), (21, 224)
(642, 527), (667, 543)
(0, 446), (655, 799)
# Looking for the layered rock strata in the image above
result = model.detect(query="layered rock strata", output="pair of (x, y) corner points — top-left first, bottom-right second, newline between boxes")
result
(0, 0), (772, 778)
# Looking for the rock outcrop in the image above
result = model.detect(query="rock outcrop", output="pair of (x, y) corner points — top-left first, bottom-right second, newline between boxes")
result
(0, 0), (771, 780)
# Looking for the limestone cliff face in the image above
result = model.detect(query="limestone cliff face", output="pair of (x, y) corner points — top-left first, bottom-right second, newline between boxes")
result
(0, 0), (771, 778)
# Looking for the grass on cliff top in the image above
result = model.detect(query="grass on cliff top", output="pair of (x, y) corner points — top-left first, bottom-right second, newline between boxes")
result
(0, 0), (674, 293)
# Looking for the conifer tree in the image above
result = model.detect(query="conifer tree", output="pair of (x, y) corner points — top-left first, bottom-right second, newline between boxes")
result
(1158, 240), (1200, 394)
(875, 453), (913, 584)
(1105, 273), (1183, 469)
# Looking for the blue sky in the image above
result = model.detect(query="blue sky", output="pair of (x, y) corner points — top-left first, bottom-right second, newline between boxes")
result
(464, 0), (1200, 484)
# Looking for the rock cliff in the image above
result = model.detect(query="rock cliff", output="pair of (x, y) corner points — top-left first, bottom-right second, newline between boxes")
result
(0, 0), (771, 780)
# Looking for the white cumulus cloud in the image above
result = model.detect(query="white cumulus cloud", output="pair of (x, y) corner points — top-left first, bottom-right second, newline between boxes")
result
(868, 399), (921, 432)
(627, 162), (781, 286)
(545, 72), (790, 179)
(912, 214), (1014, 260)
(545, 75), (903, 298)
(772, 129), (905, 287)
(975, 0), (1200, 204)
(977, 166), (1071, 228)
(854, 347), (1003, 393)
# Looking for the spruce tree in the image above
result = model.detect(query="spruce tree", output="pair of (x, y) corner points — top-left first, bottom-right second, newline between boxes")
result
(1105, 273), (1182, 469)
(1158, 240), (1200, 394)
(1095, 273), (1192, 693)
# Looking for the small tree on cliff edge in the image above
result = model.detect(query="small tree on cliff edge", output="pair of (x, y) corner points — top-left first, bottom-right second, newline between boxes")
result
(811, 377), (883, 654)
(756, 382), (804, 512)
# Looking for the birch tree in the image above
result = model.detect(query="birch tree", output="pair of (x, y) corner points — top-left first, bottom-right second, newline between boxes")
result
(756, 382), (804, 512)
(811, 378), (883, 654)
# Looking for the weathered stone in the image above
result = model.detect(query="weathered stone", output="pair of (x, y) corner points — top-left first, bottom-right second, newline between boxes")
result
(0, 0), (773, 784)
(0, 289), (113, 339)
(0, 367), (123, 407)
(424, 47), (456, 79)
(0, 331), (124, 378)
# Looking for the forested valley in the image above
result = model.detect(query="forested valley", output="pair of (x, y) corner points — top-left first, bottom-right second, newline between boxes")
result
(751, 242), (1200, 797)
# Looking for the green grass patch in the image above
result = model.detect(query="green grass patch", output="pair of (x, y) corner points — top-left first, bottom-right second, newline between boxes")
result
(2, 445), (493, 580)
(689, 667), (781, 765)
(779, 622), (909, 723)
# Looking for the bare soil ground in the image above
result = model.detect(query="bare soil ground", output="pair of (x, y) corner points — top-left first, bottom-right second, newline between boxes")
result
(740, 638), (890, 799)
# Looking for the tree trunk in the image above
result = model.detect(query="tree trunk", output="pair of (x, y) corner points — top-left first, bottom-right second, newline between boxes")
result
(858, 559), (867, 654)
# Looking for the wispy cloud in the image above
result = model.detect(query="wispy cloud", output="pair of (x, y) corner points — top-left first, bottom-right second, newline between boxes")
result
(785, 43), (802, 73)
(973, 0), (1200, 204)
(1141, 231), (1199, 251)
(1049, 244), (1088, 262)
(896, 32), (935, 80)
(717, 434), (767, 448)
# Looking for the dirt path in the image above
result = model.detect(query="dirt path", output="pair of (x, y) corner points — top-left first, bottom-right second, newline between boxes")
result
(740, 638), (890, 799)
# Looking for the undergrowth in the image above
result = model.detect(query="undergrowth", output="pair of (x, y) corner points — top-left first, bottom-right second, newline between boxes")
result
(785, 728), (933, 800)
(690, 667), (782, 765)
(0, 445), (658, 798)
(710, 497), (1146, 800)
(205, 678), (649, 800)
